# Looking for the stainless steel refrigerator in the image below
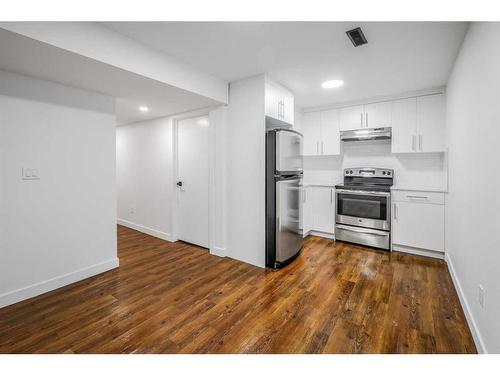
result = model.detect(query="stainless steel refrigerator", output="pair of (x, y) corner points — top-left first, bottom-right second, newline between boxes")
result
(265, 128), (304, 268)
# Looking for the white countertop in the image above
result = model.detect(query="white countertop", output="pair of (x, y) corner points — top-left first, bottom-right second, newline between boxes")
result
(391, 185), (448, 193)
(302, 182), (448, 193)
(302, 182), (338, 188)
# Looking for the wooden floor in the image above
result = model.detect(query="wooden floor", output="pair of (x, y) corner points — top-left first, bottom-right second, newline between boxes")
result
(0, 225), (476, 354)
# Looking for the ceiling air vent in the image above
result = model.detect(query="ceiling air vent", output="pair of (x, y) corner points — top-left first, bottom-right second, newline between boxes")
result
(346, 27), (368, 47)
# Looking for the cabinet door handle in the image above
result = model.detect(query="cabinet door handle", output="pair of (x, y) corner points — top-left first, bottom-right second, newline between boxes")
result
(303, 189), (307, 203)
(360, 112), (363, 128)
(393, 203), (397, 220)
(330, 189), (333, 204)
(316, 141), (319, 155)
(407, 195), (428, 200)
(419, 134), (423, 151)
(412, 135), (416, 151)
(282, 101), (285, 120)
(365, 112), (368, 128)
(321, 141), (324, 155)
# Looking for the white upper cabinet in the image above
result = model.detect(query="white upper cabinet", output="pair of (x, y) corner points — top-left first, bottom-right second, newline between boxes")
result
(265, 78), (294, 125)
(302, 112), (322, 156)
(302, 109), (340, 156)
(339, 105), (364, 131)
(339, 102), (391, 130)
(416, 94), (445, 152)
(364, 101), (392, 129)
(391, 93), (445, 153)
(391, 97), (417, 153)
(320, 109), (340, 155)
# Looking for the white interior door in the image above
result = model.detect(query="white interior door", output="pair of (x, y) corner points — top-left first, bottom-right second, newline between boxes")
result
(177, 115), (209, 248)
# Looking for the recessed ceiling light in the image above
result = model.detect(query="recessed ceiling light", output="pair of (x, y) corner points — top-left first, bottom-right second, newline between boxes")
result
(321, 80), (344, 89)
(139, 106), (149, 112)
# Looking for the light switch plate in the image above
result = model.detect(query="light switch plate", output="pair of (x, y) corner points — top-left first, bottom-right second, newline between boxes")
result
(22, 168), (40, 180)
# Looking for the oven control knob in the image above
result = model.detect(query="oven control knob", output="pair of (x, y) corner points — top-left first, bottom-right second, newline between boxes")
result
(350, 170), (353, 174)
(387, 171), (391, 175)
(382, 171), (386, 175)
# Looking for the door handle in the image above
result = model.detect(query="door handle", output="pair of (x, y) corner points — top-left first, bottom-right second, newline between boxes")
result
(419, 134), (423, 151)
(316, 141), (319, 155)
(321, 141), (324, 155)
(330, 189), (333, 204)
(365, 112), (368, 128)
(360, 113), (363, 128)
(393, 203), (397, 220)
(303, 189), (307, 203)
(412, 135), (416, 151)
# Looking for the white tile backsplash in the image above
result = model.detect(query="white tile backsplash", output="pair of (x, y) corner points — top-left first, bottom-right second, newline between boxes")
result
(303, 139), (447, 189)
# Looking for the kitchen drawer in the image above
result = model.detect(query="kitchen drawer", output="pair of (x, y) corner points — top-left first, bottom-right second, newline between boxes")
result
(391, 190), (445, 205)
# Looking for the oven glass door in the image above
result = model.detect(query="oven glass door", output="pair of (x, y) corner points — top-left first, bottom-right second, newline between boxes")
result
(336, 190), (390, 230)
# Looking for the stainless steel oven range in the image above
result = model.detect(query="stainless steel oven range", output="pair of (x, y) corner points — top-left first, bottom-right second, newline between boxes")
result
(335, 167), (394, 250)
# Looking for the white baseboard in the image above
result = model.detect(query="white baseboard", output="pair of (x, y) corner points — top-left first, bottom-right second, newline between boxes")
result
(307, 230), (335, 240)
(117, 218), (173, 242)
(392, 244), (444, 259)
(210, 246), (226, 258)
(0, 258), (119, 309)
(445, 253), (487, 354)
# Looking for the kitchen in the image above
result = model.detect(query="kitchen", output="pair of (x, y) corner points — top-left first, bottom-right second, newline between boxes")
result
(0, 20), (498, 357)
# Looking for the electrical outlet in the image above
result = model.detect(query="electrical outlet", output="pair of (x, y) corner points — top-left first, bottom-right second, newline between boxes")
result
(478, 284), (485, 308)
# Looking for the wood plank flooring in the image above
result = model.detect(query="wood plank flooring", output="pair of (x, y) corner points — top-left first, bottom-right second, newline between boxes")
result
(0, 225), (476, 353)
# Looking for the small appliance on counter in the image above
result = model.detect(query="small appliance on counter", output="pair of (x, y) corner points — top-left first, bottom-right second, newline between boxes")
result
(335, 167), (394, 250)
(265, 127), (304, 268)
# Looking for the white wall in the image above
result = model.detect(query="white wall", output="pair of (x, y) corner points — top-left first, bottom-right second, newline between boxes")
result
(445, 22), (500, 353)
(227, 75), (266, 267)
(303, 140), (447, 189)
(116, 117), (174, 240)
(0, 70), (118, 308)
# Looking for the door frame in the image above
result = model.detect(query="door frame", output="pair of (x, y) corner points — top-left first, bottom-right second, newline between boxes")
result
(171, 109), (216, 254)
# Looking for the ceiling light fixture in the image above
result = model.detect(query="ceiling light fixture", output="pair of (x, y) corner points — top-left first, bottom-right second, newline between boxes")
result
(321, 79), (344, 89)
(139, 106), (149, 112)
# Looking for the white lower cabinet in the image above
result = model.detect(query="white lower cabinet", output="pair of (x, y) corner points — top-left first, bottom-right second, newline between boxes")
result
(302, 186), (335, 237)
(392, 190), (445, 255)
(300, 187), (313, 235)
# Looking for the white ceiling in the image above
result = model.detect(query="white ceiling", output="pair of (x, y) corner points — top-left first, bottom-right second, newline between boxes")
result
(102, 22), (469, 108)
(0, 28), (220, 125)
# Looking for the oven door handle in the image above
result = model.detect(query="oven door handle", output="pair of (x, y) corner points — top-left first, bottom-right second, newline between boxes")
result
(335, 189), (391, 197)
(336, 224), (390, 236)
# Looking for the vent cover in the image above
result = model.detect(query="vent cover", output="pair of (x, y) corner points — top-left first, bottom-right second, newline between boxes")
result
(346, 27), (368, 47)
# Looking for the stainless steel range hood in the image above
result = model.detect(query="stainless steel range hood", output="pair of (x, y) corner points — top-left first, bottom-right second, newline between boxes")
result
(340, 127), (392, 142)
